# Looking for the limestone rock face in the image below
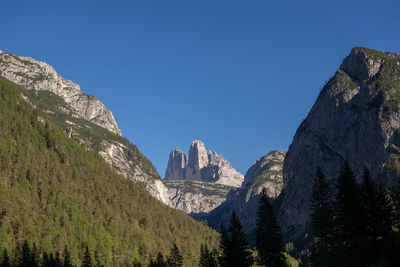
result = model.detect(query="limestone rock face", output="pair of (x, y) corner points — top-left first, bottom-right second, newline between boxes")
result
(165, 148), (188, 180)
(164, 180), (234, 214)
(0, 51), (172, 206)
(0, 52), (121, 135)
(202, 150), (285, 232)
(164, 140), (243, 213)
(165, 140), (244, 187)
(280, 47), (400, 241)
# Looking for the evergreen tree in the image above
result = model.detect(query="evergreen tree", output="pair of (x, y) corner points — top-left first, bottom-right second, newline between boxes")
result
(359, 168), (393, 263)
(311, 168), (335, 241)
(393, 176), (400, 233)
(82, 246), (93, 267)
(219, 212), (254, 267)
(55, 252), (62, 266)
(388, 176), (400, 265)
(166, 244), (183, 267)
(218, 223), (230, 267)
(42, 252), (48, 267)
(42, 253), (57, 267)
(1, 249), (10, 267)
(30, 244), (39, 267)
(334, 162), (363, 265)
(63, 246), (73, 267)
(20, 240), (37, 267)
(255, 188), (286, 267)
(199, 244), (218, 267)
(310, 167), (335, 266)
(149, 252), (166, 267)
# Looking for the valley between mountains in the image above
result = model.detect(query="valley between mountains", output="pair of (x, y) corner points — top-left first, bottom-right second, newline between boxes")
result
(0, 46), (400, 266)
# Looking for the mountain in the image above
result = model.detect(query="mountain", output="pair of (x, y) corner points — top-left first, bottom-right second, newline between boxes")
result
(165, 140), (244, 187)
(164, 180), (234, 214)
(0, 51), (171, 205)
(279, 47), (400, 241)
(164, 140), (243, 214)
(0, 76), (219, 266)
(201, 150), (285, 233)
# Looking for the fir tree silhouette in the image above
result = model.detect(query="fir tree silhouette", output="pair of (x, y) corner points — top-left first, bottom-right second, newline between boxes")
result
(334, 162), (364, 263)
(149, 252), (166, 267)
(1, 249), (10, 267)
(219, 211), (253, 267)
(166, 244), (183, 267)
(63, 246), (73, 267)
(255, 188), (286, 267)
(199, 244), (218, 267)
(82, 246), (93, 267)
(310, 167), (335, 266)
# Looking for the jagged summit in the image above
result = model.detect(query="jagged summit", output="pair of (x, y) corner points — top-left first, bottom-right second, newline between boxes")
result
(165, 140), (244, 187)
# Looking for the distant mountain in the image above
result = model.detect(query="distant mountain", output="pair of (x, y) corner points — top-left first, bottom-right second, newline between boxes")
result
(0, 76), (219, 266)
(0, 51), (171, 205)
(164, 140), (243, 213)
(165, 140), (243, 186)
(201, 150), (285, 233)
(164, 180), (234, 214)
(280, 47), (400, 241)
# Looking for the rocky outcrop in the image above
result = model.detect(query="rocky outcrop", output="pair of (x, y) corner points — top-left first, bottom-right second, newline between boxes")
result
(165, 148), (188, 180)
(0, 51), (172, 206)
(280, 47), (400, 241)
(0, 52), (121, 135)
(165, 140), (244, 187)
(201, 150), (285, 232)
(165, 180), (234, 214)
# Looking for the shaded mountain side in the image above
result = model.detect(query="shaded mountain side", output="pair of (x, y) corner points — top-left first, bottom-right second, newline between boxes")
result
(280, 47), (400, 241)
(0, 76), (219, 266)
(0, 51), (171, 205)
(196, 150), (285, 233)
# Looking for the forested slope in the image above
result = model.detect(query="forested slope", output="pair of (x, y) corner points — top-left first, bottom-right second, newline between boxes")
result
(0, 76), (219, 266)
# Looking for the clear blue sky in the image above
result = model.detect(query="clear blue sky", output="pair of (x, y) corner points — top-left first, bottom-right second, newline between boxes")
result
(1, 0), (399, 176)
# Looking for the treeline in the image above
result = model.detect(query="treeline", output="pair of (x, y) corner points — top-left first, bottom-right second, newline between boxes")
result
(0, 241), (185, 267)
(307, 162), (400, 266)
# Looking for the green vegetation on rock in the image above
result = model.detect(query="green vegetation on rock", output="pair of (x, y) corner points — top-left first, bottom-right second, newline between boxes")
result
(20, 87), (160, 181)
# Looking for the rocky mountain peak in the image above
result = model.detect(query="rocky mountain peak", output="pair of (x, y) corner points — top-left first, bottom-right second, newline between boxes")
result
(164, 140), (243, 187)
(243, 150), (286, 187)
(165, 148), (188, 180)
(280, 47), (400, 241)
(340, 47), (383, 81)
(0, 52), (121, 136)
(188, 140), (209, 171)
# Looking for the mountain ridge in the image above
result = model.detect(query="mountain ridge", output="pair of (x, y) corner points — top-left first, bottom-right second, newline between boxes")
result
(0, 50), (172, 205)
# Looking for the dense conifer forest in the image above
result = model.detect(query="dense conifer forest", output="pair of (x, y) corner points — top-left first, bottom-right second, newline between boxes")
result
(0, 76), (219, 266)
